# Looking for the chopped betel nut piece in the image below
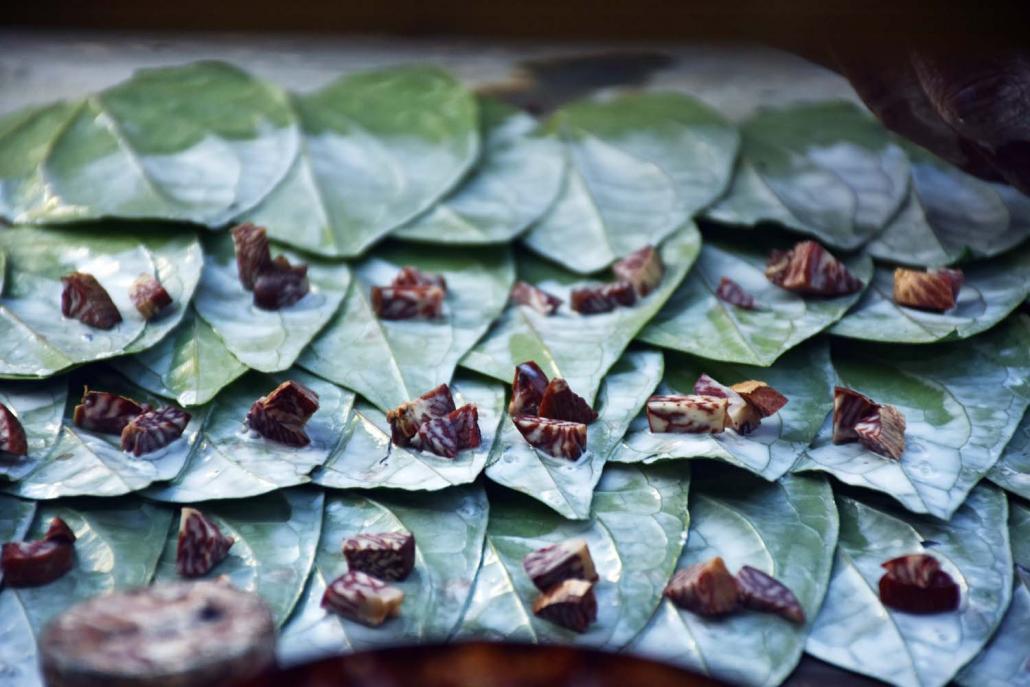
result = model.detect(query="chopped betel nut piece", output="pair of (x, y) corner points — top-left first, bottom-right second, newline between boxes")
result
(513, 416), (588, 460)
(129, 274), (173, 320)
(509, 361), (550, 417)
(532, 579), (598, 633)
(231, 222), (273, 290)
(646, 395), (728, 434)
(121, 406), (191, 457)
(60, 272), (122, 330)
(612, 244), (664, 297)
(40, 581), (276, 687)
(1, 517), (76, 588)
(879, 554), (960, 614)
(371, 285), (445, 320)
(570, 281), (636, 315)
(664, 557), (739, 617)
(246, 380), (321, 448)
(538, 378), (598, 424)
(72, 388), (147, 435)
(854, 404), (907, 460)
(410, 404), (481, 458)
(731, 380), (789, 418)
(387, 384), (456, 446)
(0, 402), (28, 456)
(392, 266), (447, 291)
(694, 374), (762, 434)
(322, 570), (404, 627)
(765, 240), (863, 296)
(523, 539), (599, 592)
(510, 280), (562, 315)
(893, 267), (965, 312)
(177, 508), (234, 578)
(736, 565), (805, 624)
(715, 276), (756, 309)
(343, 531), (416, 581)
(253, 256), (310, 310)
(831, 386), (879, 444)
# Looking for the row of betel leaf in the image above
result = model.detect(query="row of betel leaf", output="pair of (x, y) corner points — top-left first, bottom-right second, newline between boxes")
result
(0, 60), (1028, 687)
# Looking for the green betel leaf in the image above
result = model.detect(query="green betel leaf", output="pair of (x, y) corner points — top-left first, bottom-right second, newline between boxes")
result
(154, 488), (323, 625)
(611, 340), (833, 481)
(988, 410), (1030, 499)
(299, 243), (513, 412)
(630, 471), (838, 687)
(194, 232), (350, 373)
(278, 486), (488, 666)
(830, 246), (1030, 344)
(0, 498), (172, 687)
(705, 101), (910, 250)
(0, 62), (300, 226)
(145, 370), (354, 502)
(0, 226), (202, 378)
(456, 462), (690, 648)
(314, 376), (504, 491)
(806, 486), (1012, 687)
(485, 349), (663, 519)
(0, 494), (35, 586)
(243, 66), (479, 258)
(114, 306), (249, 407)
(521, 92), (734, 274)
(392, 98), (566, 244)
(2, 374), (202, 499)
(462, 224), (699, 404)
(638, 241), (872, 366)
(0, 377), (67, 480)
(797, 318), (1030, 519)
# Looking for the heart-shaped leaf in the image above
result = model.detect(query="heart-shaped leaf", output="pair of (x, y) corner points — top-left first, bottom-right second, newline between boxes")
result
(392, 98), (566, 244)
(611, 340), (833, 480)
(194, 232), (349, 373)
(485, 348), (663, 519)
(299, 243), (513, 412)
(313, 376), (503, 491)
(797, 317), (1030, 519)
(0, 497), (172, 687)
(637, 241), (872, 366)
(455, 462), (690, 649)
(0, 62), (300, 227)
(461, 224), (699, 404)
(705, 101), (910, 250)
(0, 226), (202, 378)
(243, 66), (479, 257)
(154, 488), (323, 625)
(987, 410), (1030, 500)
(278, 485), (488, 666)
(830, 246), (1030, 344)
(805, 485), (1012, 687)
(0, 376), (67, 481)
(630, 470), (838, 687)
(0, 494), (35, 586)
(145, 370), (354, 502)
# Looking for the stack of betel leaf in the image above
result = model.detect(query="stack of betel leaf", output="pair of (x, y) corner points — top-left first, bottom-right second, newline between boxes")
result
(0, 60), (1028, 687)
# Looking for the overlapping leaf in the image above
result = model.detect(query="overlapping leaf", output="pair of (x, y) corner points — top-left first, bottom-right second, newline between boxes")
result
(631, 471), (838, 687)
(244, 66), (479, 257)
(0, 226), (202, 378)
(806, 486), (1012, 687)
(393, 98), (566, 244)
(0, 376), (67, 482)
(461, 224), (699, 404)
(278, 486), (488, 666)
(299, 243), (513, 412)
(314, 376), (503, 491)
(0, 62), (299, 227)
(797, 317), (1030, 518)
(705, 101), (910, 250)
(456, 462), (690, 648)
(486, 349), (663, 519)
(987, 410), (1030, 500)
(611, 340), (833, 480)
(638, 241), (872, 366)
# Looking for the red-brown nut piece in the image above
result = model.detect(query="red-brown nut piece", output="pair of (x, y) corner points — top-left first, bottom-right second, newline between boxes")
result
(253, 256), (310, 310)
(72, 388), (147, 435)
(231, 223), (273, 290)
(343, 531), (416, 581)
(855, 404), (907, 460)
(532, 579), (597, 633)
(322, 570), (404, 627)
(765, 241), (863, 296)
(693, 374), (762, 434)
(176, 507), (234, 578)
(0, 402), (28, 456)
(715, 276), (756, 309)
(612, 245), (664, 297)
(646, 395), (728, 434)
(129, 274), (173, 320)
(44, 517), (77, 545)
(736, 565), (805, 624)
(509, 361), (550, 417)
(523, 538), (599, 592)
(372, 285), (445, 320)
(570, 281), (636, 314)
(731, 380), (789, 418)
(538, 378), (598, 425)
(510, 281), (562, 316)
(246, 380), (321, 448)
(2, 518), (77, 588)
(893, 267), (964, 312)
(61, 272), (123, 330)
(664, 557), (739, 617)
(879, 554), (960, 614)
(831, 386), (879, 444)
(513, 416), (588, 460)
(392, 266), (447, 291)
(121, 406), (192, 457)
(409, 404), (481, 458)
(387, 384), (457, 447)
